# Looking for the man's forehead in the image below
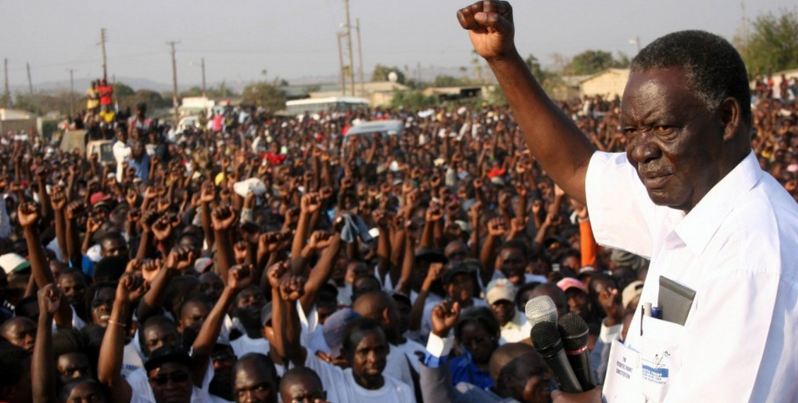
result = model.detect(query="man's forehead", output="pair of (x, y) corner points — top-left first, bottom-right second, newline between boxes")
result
(621, 67), (701, 121)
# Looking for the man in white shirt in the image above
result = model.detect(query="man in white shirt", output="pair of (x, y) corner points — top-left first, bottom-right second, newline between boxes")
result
(485, 278), (531, 344)
(459, 2), (798, 402)
(112, 128), (131, 182)
(272, 274), (415, 403)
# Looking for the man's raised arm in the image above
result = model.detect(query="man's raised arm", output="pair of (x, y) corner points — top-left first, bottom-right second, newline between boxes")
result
(458, 0), (595, 203)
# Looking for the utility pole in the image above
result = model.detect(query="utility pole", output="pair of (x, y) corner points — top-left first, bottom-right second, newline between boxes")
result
(337, 32), (347, 96)
(67, 68), (76, 116)
(167, 41), (179, 126)
(3, 58), (10, 108)
(343, 0), (355, 95)
(26, 62), (33, 94)
(100, 28), (108, 81)
(201, 57), (207, 98)
(356, 18), (365, 95)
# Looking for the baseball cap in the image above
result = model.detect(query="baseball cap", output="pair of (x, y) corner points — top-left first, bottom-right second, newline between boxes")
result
(194, 257), (214, 274)
(414, 247), (447, 264)
(0, 253), (30, 274)
(89, 192), (112, 207)
(556, 277), (588, 294)
(144, 346), (192, 372)
(442, 261), (476, 285)
(486, 278), (517, 305)
(622, 280), (644, 309)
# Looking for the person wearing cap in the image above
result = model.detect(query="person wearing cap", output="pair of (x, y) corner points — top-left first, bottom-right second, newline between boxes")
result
(419, 261), (487, 340)
(459, 3), (798, 401)
(556, 277), (590, 322)
(141, 346), (201, 403)
(485, 278), (531, 344)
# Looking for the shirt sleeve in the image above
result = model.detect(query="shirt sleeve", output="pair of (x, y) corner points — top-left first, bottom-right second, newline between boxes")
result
(584, 151), (656, 258)
(423, 333), (454, 369)
(0, 197), (10, 239)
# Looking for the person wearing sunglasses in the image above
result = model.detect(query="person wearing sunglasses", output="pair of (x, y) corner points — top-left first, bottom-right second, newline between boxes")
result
(142, 346), (196, 403)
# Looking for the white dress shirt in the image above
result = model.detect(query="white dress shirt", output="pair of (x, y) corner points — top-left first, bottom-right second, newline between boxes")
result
(586, 151), (798, 403)
(498, 310), (532, 344)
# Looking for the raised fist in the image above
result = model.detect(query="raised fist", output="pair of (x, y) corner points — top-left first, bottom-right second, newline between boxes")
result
(431, 300), (461, 337)
(17, 202), (39, 228)
(211, 205), (237, 231)
(165, 245), (195, 271)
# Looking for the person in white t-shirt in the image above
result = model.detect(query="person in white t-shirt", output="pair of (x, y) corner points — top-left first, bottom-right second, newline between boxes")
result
(352, 291), (418, 389)
(231, 353), (279, 403)
(279, 367), (329, 403)
(270, 269), (416, 403)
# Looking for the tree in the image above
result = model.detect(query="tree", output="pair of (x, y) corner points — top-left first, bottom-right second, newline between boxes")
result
(737, 10), (798, 76)
(389, 90), (436, 109)
(565, 50), (616, 75)
(432, 75), (473, 87)
(118, 90), (170, 111)
(371, 64), (406, 83)
(241, 81), (286, 112)
(112, 82), (135, 97)
(525, 54), (546, 80)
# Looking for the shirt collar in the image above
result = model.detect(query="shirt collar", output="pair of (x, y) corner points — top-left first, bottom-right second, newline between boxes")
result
(673, 151), (762, 254)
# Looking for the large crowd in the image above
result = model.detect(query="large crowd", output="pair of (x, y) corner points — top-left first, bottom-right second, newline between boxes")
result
(0, 74), (795, 403)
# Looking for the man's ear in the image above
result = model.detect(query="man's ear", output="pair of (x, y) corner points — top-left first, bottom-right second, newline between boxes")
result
(718, 97), (742, 142)
(382, 307), (391, 324)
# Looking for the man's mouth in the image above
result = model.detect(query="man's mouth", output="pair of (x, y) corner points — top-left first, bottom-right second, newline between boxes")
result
(641, 172), (672, 189)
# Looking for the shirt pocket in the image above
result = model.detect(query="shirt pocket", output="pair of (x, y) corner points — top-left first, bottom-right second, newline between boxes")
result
(640, 316), (685, 402)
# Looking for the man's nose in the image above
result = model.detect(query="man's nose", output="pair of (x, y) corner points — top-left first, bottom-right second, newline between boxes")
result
(629, 134), (661, 164)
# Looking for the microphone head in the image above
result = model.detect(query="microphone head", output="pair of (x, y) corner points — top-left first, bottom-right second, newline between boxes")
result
(525, 295), (558, 326)
(558, 312), (590, 351)
(530, 321), (562, 354)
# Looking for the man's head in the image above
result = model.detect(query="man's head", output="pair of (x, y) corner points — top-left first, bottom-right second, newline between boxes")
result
(178, 297), (210, 334)
(455, 308), (500, 366)
(497, 240), (529, 286)
(0, 316), (36, 352)
(100, 232), (128, 258)
(233, 285), (266, 333)
(487, 278), (518, 326)
(527, 284), (568, 318)
(352, 291), (400, 343)
(208, 344), (236, 400)
(624, 30), (752, 211)
(442, 262), (477, 303)
(279, 367), (327, 403)
(56, 351), (92, 384)
(233, 353), (279, 403)
(199, 271), (224, 302)
(140, 315), (180, 357)
(444, 240), (469, 263)
(557, 278), (590, 321)
(57, 270), (87, 308)
(87, 283), (116, 327)
(490, 343), (551, 403)
(60, 379), (109, 403)
(145, 347), (194, 403)
(341, 318), (389, 389)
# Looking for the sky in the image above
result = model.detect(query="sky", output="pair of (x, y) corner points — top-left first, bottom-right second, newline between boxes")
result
(0, 0), (795, 90)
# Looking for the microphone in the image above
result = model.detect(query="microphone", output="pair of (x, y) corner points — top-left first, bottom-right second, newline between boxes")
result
(524, 295), (558, 327)
(530, 321), (583, 393)
(558, 312), (596, 391)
